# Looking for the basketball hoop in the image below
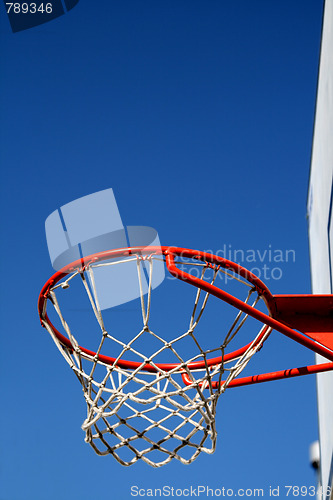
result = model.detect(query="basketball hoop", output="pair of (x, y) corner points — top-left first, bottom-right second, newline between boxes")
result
(38, 246), (333, 467)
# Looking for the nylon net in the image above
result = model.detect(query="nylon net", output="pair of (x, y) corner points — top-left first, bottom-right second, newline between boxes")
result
(40, 252), (271, 467)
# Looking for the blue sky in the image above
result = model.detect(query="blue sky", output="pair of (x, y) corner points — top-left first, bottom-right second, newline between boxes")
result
(0, 1), (325, 499)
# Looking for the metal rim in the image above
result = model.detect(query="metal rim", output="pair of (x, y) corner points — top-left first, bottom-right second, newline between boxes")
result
(38, 246), (274, 372)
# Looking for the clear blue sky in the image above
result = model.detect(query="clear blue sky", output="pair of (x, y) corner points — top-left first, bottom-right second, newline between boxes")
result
(0, 1), (325, 499)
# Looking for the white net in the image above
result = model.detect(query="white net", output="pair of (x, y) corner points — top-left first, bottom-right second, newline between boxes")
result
(40, 252), (271, 467)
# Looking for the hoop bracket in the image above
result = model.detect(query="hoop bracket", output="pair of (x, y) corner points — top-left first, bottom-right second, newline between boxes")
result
(272, 294), (333, 351)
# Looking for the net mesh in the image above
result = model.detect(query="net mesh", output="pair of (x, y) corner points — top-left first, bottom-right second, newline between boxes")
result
(40, 253), (271, 467)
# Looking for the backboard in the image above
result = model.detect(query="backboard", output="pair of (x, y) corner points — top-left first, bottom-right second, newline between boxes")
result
(308, 0), (333, 498)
